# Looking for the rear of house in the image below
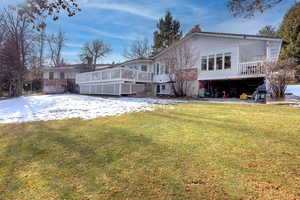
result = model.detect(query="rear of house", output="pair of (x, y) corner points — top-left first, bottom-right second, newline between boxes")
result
(75, 26), (282, 98)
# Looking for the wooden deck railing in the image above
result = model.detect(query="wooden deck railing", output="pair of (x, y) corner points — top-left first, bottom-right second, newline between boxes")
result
(238, 61), (265, 77)
(76, 68), (153, 84)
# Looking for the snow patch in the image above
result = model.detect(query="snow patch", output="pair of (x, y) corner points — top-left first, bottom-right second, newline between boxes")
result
(0, 94), (184, 123)
(286, 85), (300, 97)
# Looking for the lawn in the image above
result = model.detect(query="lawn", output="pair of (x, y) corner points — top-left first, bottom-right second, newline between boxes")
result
(0, 102), (299, 200)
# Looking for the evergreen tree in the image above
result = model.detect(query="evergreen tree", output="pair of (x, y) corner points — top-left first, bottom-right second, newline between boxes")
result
(278, 2), (300, 67)
(258, 25), (277, 36)
(153, 12), (182, 51)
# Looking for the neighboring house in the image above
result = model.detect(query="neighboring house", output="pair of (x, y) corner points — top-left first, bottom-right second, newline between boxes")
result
(76, 25), (282, 97)
(42, 64), (110, 94)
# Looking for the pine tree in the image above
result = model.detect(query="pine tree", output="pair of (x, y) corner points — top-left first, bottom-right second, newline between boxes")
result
(153, 12), (182, 51)
(258, 25), (276, 36)
(278, 2), (300, 67)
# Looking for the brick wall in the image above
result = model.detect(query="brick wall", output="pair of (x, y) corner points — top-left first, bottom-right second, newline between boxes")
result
(178, 68), (198, 81)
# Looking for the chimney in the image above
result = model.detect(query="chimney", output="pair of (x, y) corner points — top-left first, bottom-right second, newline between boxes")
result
(187, 25), (202, 35)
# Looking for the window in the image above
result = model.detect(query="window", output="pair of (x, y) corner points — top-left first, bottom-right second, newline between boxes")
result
(201, 56), (207, 71)
(208, 55), (215, 71)
(60, 72), (65, 80)
(49, 72), (54, 80)
(141, 65), (147, 72)
(216, 54), (223, 70)
(156, 63), (160, 74)
(224, 52), (232, 69)
(161, 85), (166, 90)
(156, 85), (160, 93)
(165, 65), (170, 74)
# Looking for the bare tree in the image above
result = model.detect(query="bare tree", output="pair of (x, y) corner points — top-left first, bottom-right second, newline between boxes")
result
(228, 0), (284, 18)
(47, 30), (66, 67)
(160, 43), (197, 97)
(0, 8), (36, 97)
(80, 39), (112, 71)
(123, 38), (152, 59)
(265, 58), (296, 99)
(17, 0), (81, 30)
(37, 27), (46, 68)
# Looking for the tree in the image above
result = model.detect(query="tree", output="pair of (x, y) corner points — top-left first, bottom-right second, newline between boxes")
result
(258, 25), (277, 36)
(123, 38), (152, 59)
(47, 30), (66, 67)
(228, 0), (284, 18)
(160, 43), (197, 97)
(17, 0), (81, 30)
(80, 39), (112, 70)
(153, 11), (182, 52)
(0, 8), (36, 96)
(278, 2), (300, 68)
(265, 58), (296, 99)
(37, 27), (46, 68)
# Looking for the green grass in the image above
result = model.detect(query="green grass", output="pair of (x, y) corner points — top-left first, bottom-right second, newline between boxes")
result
(0, 102), (299, 200)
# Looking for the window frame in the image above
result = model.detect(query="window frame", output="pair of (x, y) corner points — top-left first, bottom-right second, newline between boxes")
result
(49, 72), (54, 80)
(201, 56), (207, 71)
(216, 53), (223, 70)
(208, 55), (215, 71)
(141, 65), (147, 72)
(224, 52), (232, 69)
(60, 72), (65, 80)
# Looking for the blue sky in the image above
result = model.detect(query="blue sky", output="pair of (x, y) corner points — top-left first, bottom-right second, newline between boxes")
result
(0, 0), (295, 64)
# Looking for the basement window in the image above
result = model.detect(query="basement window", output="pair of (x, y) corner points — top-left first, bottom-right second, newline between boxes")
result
(201, 56), (207, 71)
(224, 52), (232, 69)
(216, 54), (223, 70)
(208, 55), (215, 71)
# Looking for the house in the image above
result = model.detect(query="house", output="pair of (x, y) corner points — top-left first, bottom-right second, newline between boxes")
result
(42, 64), (110, 94)
(75, 25), (282, 97)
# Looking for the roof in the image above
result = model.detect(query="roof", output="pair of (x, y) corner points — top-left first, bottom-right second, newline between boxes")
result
(116, 57), (153, 66)
(42, 63), (112, 71)
(152, 27), (282, 59)
(196, 31), (281, 40)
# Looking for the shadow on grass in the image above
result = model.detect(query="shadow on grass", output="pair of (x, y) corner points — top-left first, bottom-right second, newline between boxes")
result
(0, 119), (196, 199)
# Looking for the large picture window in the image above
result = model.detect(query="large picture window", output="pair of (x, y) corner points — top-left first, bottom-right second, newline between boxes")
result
(224, 52), (232, 69)
(201, 56), (207, 71)
(208, 55), (215, 71)
(216, 54), (223, 70)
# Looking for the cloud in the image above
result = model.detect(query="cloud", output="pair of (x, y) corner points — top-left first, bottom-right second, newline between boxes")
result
(83, 2), (159, 20)
(62, 50), (79, 57)
(85, 26), (143, 41)
(66, 43), (83, 48)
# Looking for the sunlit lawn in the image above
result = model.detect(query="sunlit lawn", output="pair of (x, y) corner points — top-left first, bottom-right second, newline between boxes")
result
(0, 102), (299, 200)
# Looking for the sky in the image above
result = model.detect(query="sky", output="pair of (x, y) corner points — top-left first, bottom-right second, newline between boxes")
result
(0, 0), (296, 64)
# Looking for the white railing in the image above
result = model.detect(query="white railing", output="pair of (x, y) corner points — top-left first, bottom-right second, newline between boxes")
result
(238, 61), (265, 77)
(78, 83), (145, 96)
(76, 68), (153, 84)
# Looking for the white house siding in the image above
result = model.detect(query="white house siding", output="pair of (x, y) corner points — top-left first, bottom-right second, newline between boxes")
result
(190, 35), (281, 81)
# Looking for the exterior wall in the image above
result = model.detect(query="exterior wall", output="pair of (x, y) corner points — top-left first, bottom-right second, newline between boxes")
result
(122, 61), (153, 73)
(189, 35), (281, 80)
(42, 68), (79, 94)
(74, 33), (281, 97)
(43, 80), (67, 94)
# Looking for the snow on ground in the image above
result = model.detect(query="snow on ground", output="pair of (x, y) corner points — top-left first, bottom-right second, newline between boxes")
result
(0, 94), (184, 124)
(286, 85), (300, 97)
